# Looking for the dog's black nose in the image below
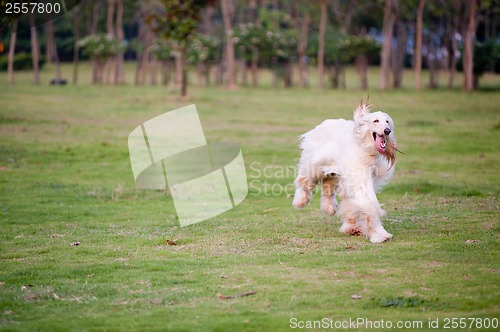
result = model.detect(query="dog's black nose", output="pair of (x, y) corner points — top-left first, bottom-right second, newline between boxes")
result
(384, 128), (391, 135)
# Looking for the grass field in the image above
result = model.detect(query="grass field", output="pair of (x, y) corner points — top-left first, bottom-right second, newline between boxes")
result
(0, 64), (499, 331)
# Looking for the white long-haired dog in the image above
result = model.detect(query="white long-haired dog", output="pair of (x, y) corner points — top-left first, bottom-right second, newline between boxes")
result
(292, 99), (397, 243)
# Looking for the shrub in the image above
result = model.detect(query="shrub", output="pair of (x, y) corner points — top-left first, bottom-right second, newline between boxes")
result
(0, 52), (46, 71)
(78, 34), (126, 61)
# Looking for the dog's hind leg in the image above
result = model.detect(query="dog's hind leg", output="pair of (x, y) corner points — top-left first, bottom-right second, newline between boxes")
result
(320, 175), (338, 216)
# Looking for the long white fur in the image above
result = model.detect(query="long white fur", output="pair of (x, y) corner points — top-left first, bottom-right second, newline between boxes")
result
(292, 101), (396, 243)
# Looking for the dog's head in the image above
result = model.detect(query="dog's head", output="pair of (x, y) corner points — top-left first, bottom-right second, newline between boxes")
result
(353, 99), (397, 169)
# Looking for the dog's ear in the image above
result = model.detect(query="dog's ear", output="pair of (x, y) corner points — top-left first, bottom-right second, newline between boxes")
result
(353, 99), (370, 122)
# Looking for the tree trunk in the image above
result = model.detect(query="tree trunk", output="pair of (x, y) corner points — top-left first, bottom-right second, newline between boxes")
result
(426, 40), (437, 89)
(45, 21), (54, 64)
(135, 8), (146, 86)
(181, 66), (187, 97)
(356, 55), (368, 89)
(298, 12), (310, 88)
(248, 0), (257, 22)
(241, 61), (248, 86)
(114, 0), (125, 84)
(161, 60), (170, 86)
(205, 64), (211, 86)
(174, 44), (183, 87)
(48, 21), (62, 82)
(379, 0), (395, 90)
(291, 1), (310, 88)
(392, 20), (406, 88)
(337, 62), (346, 89)
(181, 50), (188, 97)
(91, 0), (102, 84)
(202, 6), (215, 34)
(105, 0), (116, 84)
(251, 45), (259, 87)
(284, 62), (293, 88)
(150, 58), (158, 85)
(447, 27), (457, 89)
(216, 61), (224, 85)
(221, 0), (236, 89)
(7, 20), (17, 85)
(30, 14), (41, 85)
(473, 74), (479, 89)
(272, 67), (279, 87)
(73, 7), (80, 84)
(317, 0), (327, 90)
(415, 0), (425, 90)
(139, 28), (152, 85)
(462, 0), (476, 91)
(329, 62), (344, 89)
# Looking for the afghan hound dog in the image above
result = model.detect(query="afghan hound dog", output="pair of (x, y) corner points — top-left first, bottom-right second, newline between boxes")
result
(292, 99), (398, 243)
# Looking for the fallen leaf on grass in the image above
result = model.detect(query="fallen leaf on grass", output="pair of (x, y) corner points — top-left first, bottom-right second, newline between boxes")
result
(166, 240), (177, 246)
(0, 166), (7, 171)
(70, 242), (80, 246)
(465, 240), (479, 244)
(351, 294), (362, 299)
(346, 246), (356, 251)
(53, 293), (61, 300)
(216, 291), (257, 300)
(50, 234), (64, 238)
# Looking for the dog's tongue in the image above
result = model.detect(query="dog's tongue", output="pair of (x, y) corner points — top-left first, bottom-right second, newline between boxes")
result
(375, 135), (386, 154)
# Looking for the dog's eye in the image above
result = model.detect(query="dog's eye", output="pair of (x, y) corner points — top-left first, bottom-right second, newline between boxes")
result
(386, 120), (389, 124)
(373, 119), (379, 123)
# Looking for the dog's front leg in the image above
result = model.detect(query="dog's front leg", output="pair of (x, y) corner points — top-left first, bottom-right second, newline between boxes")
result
(363, 209), (392, 243)
(339, 211), (362, 236)
(340, 182), (392, 243)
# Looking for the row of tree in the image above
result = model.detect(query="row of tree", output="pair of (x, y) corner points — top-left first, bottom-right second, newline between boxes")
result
(2, 0), (499, 95)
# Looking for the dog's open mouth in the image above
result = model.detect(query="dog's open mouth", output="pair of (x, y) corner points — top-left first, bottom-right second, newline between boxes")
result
(373, 132), (386, 154)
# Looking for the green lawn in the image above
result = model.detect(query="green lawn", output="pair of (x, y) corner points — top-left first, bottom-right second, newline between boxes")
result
(0, 64), (499, 331)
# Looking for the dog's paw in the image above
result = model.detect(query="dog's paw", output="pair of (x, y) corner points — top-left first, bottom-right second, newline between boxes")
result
(369, 230), (393, 243)
(292, 190), (310, 209)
